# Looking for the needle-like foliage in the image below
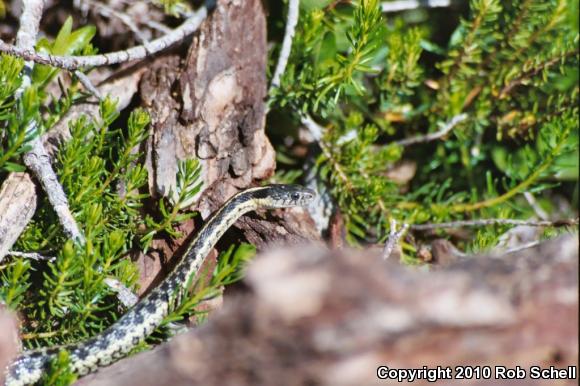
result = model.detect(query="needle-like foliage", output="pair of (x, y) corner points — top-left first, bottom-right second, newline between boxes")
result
(1, 15), (252, 377)
(270, 0), (578, 250)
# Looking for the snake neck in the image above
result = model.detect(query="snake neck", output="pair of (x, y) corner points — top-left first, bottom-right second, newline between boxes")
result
(165, 191), (259, 293)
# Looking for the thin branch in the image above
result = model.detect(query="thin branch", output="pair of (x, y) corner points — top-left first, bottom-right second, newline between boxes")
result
(7, 251), (55, 262)
(14, 0), (45, 95)
(84, 0), (149, 44)
(498, 50), (577, 98)
(524, 192), (549, 221)
(394, 113), (468, 146)
(410, 218), (579, 231)
(23, 140), (85, 242)
(143, 19), (172, 35)
(21, 329), (69, 340)
(381, 0), (451, 13)
(500, 240), (542, 255)
(104, 278), (139, 308)
(74, 70), (102, 99)
(0, 5), (209, 71)
(270, 0), (299, 92)
(13, 0), (85, 243)
(382, 219), (409, 259)
(300, 113), (324, 142)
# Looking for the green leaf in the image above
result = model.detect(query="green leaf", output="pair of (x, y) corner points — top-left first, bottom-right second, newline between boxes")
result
(32, 16), (96, 87)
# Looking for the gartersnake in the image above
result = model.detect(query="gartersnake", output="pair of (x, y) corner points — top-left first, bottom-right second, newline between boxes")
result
(5, 184), (315, 386)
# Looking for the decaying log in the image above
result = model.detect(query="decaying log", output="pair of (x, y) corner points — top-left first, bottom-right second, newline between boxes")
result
(141, 0), (273, 207)
(178, 0), (274, 202)
(75, 235), (578, 386)
(140, 0), (319, 251)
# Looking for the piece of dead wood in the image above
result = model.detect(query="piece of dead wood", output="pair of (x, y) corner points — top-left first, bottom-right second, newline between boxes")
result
(139, 0), (319, 261)
(141, 0), (273, 207)
(74, 234), (578, 386)
(0, 173), (36, 260)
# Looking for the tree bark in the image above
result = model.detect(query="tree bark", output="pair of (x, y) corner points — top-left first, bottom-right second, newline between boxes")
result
(139, 0), (319, 256)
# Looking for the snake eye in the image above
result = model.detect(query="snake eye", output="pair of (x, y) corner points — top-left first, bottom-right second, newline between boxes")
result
(291, 192), (300, 201)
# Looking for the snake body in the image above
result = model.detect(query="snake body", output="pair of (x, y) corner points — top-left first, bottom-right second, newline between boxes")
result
(5, 185), (315, 386)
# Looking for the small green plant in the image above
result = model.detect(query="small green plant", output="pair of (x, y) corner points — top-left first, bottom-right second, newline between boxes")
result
(41, 351), (77, 386)
(0, 16), (97, 173)
(270, 0), (578, 251)
(141, 159), (203, 251)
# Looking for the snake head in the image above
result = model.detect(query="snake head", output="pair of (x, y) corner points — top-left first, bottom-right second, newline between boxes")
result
(252, 184), (316, 208)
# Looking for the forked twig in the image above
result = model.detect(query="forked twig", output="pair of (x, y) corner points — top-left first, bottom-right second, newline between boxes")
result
(0, 5), (209, 71)
(411, 218), (579, 231)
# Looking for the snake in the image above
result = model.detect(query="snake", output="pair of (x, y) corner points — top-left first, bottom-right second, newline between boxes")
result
(4, 184), (316, 386)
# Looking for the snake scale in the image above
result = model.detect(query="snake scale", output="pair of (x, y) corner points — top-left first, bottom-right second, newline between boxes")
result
(4, 185), (316, 386)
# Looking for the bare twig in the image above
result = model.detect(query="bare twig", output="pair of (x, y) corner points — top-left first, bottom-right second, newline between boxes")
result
(13, 0), (85, 244)
(74, 70), (103, 99)
(7, 251), (55, 262)
(524, 192), (549, 221)
(269, 0), (299, 91)
(0, 5), (209, 71)
(300, 114), (324, 142)
(410, 218), (579, 231)
(381, 0), (451, 13)
(22, 140), (85, 242)
(500, 240), (542, 255)
(382, 219), (409, 259)
(394, 113), (468, 146)
(143, 19), (172, 35)
(15, 0), (43, 44)
(84, 0), (149, 43)
(498, 51), (576, 99)
(104, 278), (139, 308)
(14, 0), (45, 93)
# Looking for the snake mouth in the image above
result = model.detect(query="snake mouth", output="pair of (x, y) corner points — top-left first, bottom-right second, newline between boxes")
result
(300, 189), (316, 205)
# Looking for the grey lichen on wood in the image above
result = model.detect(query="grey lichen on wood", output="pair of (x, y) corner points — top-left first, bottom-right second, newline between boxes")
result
(0, 173), (37, 261)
